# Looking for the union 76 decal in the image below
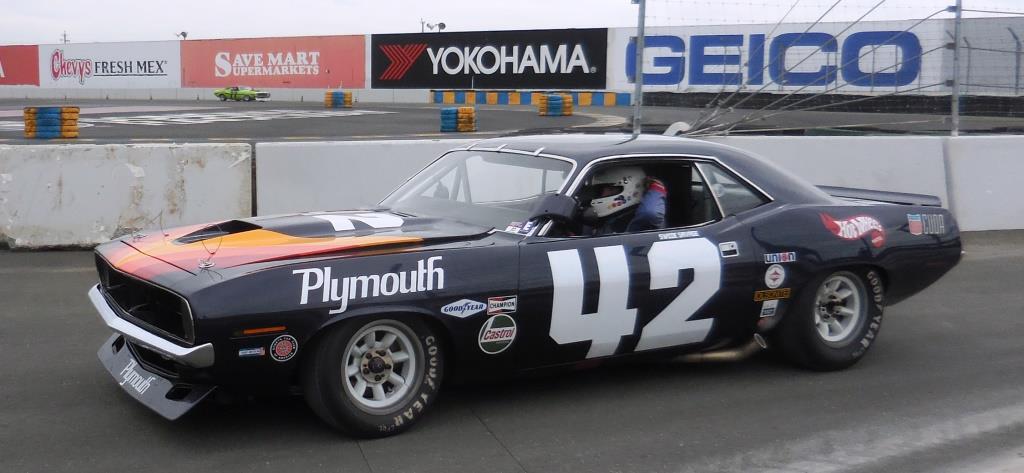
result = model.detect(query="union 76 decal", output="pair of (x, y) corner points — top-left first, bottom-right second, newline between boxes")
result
(546, 238), (722, 358)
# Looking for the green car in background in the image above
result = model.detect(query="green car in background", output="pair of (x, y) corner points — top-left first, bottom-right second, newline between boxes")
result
(214, 86), (271, 102)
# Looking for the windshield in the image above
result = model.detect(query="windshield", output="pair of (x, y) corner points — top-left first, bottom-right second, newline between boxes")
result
(381, 150), (573, 229)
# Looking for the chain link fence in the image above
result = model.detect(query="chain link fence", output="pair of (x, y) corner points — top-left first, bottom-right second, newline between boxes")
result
(630, 0), (1024, 136)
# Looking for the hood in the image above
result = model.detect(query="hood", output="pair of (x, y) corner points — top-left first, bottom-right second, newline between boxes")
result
(104, 211), (492, 275)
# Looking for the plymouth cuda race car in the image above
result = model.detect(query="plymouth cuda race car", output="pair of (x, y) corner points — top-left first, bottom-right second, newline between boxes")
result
(213, 86), (270, 101)
(90, 134), (961, 437)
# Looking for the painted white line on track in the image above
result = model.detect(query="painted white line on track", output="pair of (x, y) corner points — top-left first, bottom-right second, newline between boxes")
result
(682, 399), (1024, 473)
(573, 112), (628, 129)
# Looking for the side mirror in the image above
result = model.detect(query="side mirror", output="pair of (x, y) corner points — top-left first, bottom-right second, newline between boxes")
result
(530, 194), (578, 223)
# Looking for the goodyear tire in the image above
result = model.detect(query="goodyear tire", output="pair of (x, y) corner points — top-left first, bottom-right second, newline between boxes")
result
(773, 268), (884, 371)
(303, 316), (444, 437)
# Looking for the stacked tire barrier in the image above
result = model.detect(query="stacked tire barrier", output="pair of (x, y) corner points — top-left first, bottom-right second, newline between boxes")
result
(324, 90), (353, 108)
(440, 107), (476, 132)
(432, 90), (631, 106)
(538, 94), (573, 116)
(24, 106), (79, 139)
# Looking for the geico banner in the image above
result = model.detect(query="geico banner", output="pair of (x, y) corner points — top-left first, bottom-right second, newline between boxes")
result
(608, 20), (947, 94)
(39, 41), (181, 88)
(0, 45), (39, 86)
(181, 35), (365, 88)
(371, 29), (608, 89)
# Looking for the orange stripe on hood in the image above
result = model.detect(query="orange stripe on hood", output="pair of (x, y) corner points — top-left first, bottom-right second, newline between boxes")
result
(109, 229), (423, 275)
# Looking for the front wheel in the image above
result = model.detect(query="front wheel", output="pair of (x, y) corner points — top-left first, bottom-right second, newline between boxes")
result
(303, 317), (444, 437)
(772, 268), (884, 371)
(244, 95), (254, 102)
(217, 94), (227, 101)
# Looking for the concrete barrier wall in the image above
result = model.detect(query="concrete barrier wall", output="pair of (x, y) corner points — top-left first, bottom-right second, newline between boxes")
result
(255, 139), (474, 215)
(0, 135), (1020, 248)
(0, 144), (251, 248)
(944, 136), (1024, 231)
(709, 136), (950, 206)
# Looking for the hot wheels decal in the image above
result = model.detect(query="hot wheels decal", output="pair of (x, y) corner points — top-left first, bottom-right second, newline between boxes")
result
(820, 213), (885, 248)
(754, 288), (791, 301)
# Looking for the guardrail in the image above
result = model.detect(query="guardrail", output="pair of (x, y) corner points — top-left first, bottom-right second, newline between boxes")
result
(0, 136), (1019, 248)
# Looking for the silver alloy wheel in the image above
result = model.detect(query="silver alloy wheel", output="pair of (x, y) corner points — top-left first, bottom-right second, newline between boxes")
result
(813, 273), (864, 344)
(342, 321), (418, 413)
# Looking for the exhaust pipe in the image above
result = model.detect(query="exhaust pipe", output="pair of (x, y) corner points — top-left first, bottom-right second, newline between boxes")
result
(679, 334), (767, 363)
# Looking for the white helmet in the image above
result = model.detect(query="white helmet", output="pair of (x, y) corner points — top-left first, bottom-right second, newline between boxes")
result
(585, 166), (646, 219)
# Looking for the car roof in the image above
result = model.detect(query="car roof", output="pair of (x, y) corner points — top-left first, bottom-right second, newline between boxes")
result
(463, 134), (833, 204)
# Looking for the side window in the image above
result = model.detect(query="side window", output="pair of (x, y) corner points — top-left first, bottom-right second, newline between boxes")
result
(695, 162), (769, 217)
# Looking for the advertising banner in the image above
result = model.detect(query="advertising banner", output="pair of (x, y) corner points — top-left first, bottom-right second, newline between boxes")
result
(608, 19), (948, 94)
(371, 29), (608, 89)
(181, 35), (365, 88)
(0, 45), (39, 86)
(39, 41), (181, 88)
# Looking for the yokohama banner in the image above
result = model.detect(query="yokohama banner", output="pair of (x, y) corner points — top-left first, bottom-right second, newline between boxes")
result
(371, 29), (607, 89)
(0, 45), (39, 86)
(39, 41), (180, 88)
(181, 36), (365, 88)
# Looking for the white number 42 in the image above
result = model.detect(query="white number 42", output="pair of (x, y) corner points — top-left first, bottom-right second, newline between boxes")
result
(546, 238), (722, 358)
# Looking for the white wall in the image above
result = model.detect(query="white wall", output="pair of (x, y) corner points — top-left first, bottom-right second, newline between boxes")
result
(944, 135), (1024, 231)
(709, 136), (949, 205)
(0, 144), (251, 248)
(255, 139), (474, 215)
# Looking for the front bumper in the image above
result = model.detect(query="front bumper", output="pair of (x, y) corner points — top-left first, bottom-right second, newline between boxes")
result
(98, 334), (215, 420)
(88, 284), (215, 368)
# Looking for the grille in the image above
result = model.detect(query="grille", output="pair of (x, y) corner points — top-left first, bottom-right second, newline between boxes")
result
(95, 254), (195, 345)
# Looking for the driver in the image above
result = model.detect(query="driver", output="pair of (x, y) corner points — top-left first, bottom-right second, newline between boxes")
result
(582, 166), (667, 235)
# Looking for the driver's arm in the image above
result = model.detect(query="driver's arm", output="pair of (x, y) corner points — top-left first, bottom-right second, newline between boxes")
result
(626, 178), (667, 232)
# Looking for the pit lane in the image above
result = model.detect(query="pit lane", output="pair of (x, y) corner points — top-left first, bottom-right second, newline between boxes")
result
(1, 231), (1022, 473)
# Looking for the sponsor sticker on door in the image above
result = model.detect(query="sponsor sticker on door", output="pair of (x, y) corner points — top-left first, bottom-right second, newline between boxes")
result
(478, 314), (516, 354)
(487, 296), (517, 315)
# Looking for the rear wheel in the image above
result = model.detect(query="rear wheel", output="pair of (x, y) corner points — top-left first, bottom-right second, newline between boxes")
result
(773, 268), (884, 371)
(303, 316), (444, 437)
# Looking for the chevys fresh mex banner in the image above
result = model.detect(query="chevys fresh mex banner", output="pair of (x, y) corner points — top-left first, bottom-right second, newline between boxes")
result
(371, 29), (608, 89)
(0, 45), (39, 86)
(181, 36), (365, 88)
(39, 41), (181, 88)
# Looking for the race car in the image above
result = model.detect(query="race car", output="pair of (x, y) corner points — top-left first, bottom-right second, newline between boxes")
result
(213, 86), (270, 102)
(89, 134), (961, 437)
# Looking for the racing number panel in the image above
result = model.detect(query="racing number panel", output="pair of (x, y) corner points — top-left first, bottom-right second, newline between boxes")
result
(515, 218), (759, 370)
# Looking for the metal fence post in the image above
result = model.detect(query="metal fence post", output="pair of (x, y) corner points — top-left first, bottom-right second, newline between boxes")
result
(1009, 28), (1022, 95)
(951, 0), (963, 137)
(632, 0), (646, 137)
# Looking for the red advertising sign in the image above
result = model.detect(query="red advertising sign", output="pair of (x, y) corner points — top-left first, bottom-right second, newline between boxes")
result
(0, 45), (40, 86)
(181, 36), (364, 88)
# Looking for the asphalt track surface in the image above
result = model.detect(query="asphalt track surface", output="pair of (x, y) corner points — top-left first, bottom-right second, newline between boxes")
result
(2, 231), (1023, 473)
(1, 98), (1022, 144)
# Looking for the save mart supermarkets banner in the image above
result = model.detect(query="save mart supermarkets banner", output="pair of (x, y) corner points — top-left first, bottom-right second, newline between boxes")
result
(607, 19), (948, 94)
(371, 28), (607, 89)
(39, 41), (181, 88)
(0, 45), (39, 85)
(181, 35), (365, 88)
